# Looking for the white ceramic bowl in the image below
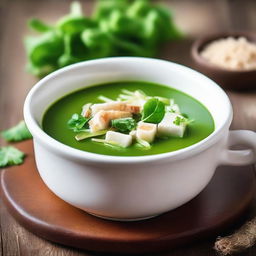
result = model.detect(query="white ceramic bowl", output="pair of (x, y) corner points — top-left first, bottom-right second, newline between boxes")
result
(24, 57), (256, 221)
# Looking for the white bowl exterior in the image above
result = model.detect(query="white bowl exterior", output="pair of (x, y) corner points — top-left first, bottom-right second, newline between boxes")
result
(34, 136), (226, 219)
(24, 57), (232, 220)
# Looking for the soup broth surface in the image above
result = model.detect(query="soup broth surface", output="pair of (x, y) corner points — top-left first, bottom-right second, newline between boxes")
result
(42, 81), (215, 156)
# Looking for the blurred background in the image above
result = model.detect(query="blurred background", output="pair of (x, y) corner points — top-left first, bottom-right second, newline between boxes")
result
(0, 0), (256, 135)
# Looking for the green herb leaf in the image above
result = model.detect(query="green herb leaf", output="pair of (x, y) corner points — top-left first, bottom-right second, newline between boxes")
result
(111, 118), (136, 133)
(28, 19), (53, 32)
(25, 1), (182, 77)
(67, 113), (89, 132)
(173, 116), (192, 126)
(1, 121), (32, 142)
(142, 98), (165, 123)
(75, 130), (107, 141)
(0, 146), (25, 167)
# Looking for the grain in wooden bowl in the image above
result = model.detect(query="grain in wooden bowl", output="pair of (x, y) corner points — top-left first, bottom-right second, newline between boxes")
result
(191, 32), (256, 91)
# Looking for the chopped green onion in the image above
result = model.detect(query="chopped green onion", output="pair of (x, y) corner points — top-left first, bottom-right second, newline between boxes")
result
(121, 89), (134, 95)
(92, 138), (124, 149)
(135, 138), (151, 150)
(117, 94), (131, 100)
(75, 129), (107, 141)
(98, 95), (114, 102)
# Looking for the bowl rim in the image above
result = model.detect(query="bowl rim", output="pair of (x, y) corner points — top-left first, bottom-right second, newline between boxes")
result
(24, 57), (232, 165)
(191, 31), (256, 74)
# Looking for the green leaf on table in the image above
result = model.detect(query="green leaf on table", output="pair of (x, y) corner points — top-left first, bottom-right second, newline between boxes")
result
(67, 113), (90, 132)
(142, 98), (165, 123)
(111, 118), (136, 133)
(1, 121), (32, 142)
(0, 146), (25, 167)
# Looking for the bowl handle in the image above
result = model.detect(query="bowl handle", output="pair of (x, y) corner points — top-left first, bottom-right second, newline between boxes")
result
(221, 130), (256, 165)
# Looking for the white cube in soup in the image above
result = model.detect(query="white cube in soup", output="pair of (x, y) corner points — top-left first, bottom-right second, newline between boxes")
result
(105, 131), (133, 148)
(129, 130), (137, 140)
(136, 122), (157, 143)
(157, 113), (186, 138)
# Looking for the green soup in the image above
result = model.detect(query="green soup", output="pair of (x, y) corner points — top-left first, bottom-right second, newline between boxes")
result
(42, 81), (215, 156)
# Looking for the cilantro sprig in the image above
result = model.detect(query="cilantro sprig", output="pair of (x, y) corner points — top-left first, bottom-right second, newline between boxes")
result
(1, 121), (32, 142)
(173, 116), (193, 126)
(67, 113), (90, 132)
(111, 118), (136, 133)
(0, 146), (25, 167)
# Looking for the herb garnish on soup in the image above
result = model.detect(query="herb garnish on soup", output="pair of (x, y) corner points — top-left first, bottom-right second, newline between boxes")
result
(42, 81), (214, 156)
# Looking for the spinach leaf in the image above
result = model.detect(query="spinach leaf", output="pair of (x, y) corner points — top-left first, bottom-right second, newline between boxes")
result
(111, 118), (136, 132)
(28, 19), (53, 33)
(67, 113), (89, 132)
(25, 1), (182, 77)
(142, 98), (165, 123)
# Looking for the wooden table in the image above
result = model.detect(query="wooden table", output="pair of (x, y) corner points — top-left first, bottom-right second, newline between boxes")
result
(0, 0), (255, 255)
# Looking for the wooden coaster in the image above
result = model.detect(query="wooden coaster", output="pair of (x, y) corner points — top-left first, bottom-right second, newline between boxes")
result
(1, 140), (255, 254)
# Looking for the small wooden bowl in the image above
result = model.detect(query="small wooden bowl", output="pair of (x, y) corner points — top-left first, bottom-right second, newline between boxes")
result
(191, 32), (256, 91)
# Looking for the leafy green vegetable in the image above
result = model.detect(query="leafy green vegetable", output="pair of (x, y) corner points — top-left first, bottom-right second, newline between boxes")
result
(75, 130), (107, 141)
(0, 146), (25, 167)
(28, 19), (53, 32)
(1, 121), (32, 142)
(57, 2), (89, 35)
(142, 98), (165, 123)
(173, 116), (191, 126)
(25, 31), (64, 77)
(111, 118), (136, 132)
(67, 113), (89, 132)
(25, 1), (182, 77)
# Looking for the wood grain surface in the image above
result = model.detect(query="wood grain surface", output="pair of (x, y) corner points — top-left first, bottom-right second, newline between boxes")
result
(0, 0), (256, 255)
(1, 140), (255, 254)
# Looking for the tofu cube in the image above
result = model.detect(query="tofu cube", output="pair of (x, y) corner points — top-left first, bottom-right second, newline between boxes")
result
(157, 113), (186, 137)
(129, 130), (137, 140)
(105, 131), (132, 148)
(136, 122), (157, 143)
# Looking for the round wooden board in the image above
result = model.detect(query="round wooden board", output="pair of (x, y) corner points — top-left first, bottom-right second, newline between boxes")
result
(1, 140), (255, 254)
